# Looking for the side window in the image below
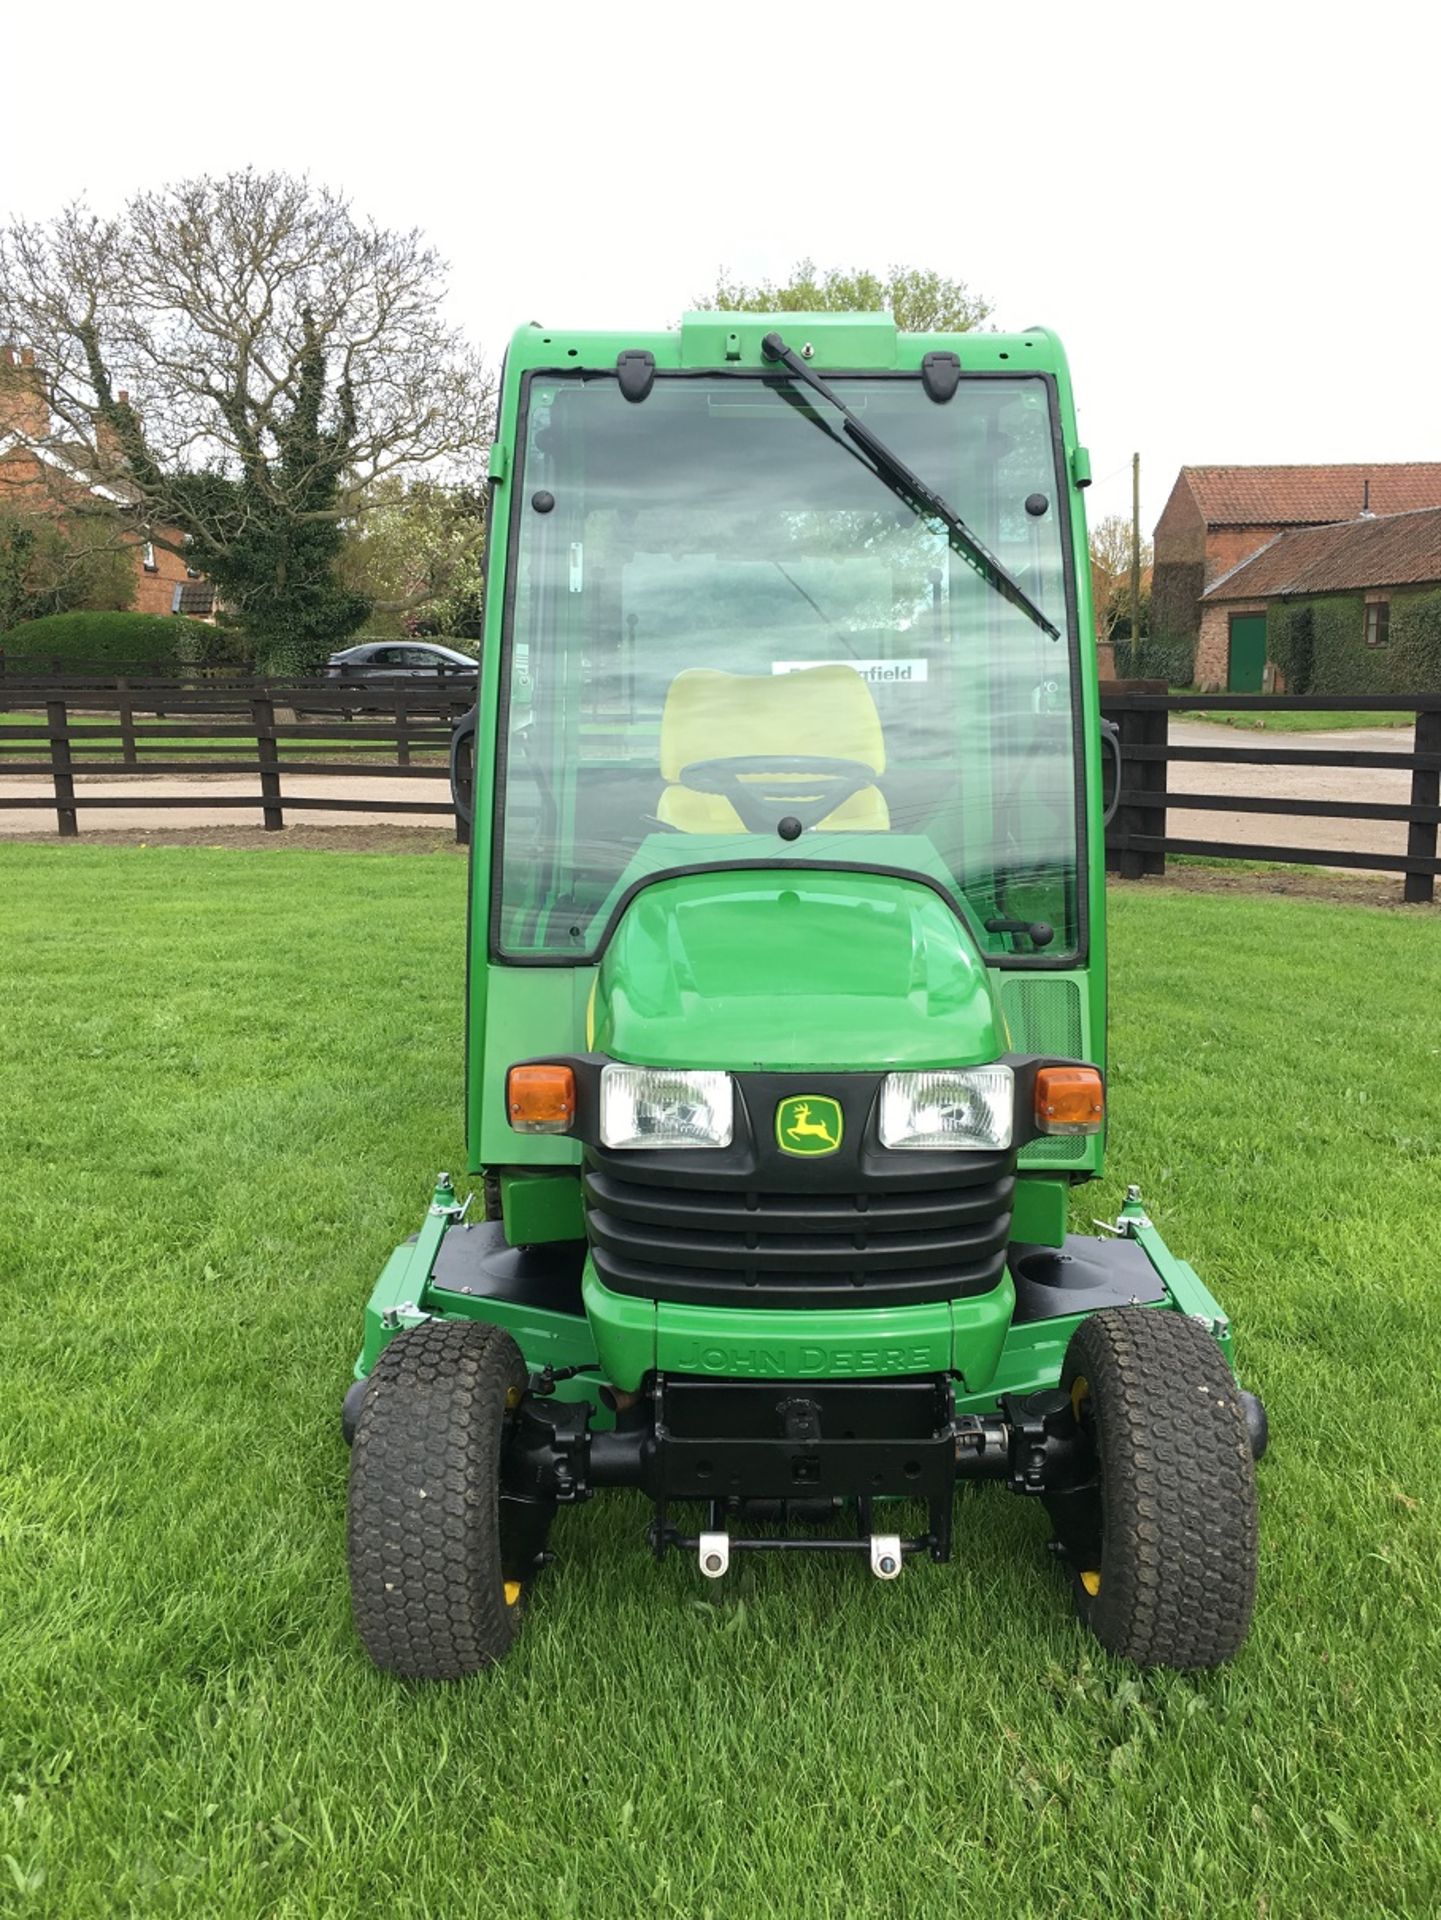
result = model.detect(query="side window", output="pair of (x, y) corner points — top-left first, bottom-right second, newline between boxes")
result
(1365, 601), (1389, 648)
(369, 646), (402, 666)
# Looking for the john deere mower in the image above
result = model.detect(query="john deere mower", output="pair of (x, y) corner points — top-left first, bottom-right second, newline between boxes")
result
(343, 313), (1266, 1677)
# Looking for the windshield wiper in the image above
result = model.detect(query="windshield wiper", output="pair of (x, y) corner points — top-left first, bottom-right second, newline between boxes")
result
(761, 331), (1060, 641)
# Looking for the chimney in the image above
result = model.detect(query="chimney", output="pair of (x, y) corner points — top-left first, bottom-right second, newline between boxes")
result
(0, 344), (52, 440)
(1360, 476), (1374, 519)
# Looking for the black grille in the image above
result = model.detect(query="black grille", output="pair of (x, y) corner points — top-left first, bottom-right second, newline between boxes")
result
(584, 1160), (1014, 1310)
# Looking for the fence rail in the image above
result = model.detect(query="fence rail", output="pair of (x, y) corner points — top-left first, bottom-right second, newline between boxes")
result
(0, 675), (476, 841)
(1100, 689), (1441, 904)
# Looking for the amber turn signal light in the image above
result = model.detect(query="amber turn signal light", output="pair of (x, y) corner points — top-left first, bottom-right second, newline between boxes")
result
(1034, 1065), (1105, 1136)
(507, 1064), (576, 1135)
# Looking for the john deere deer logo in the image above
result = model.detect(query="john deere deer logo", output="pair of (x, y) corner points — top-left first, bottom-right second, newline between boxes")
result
(776, 1095), (843, 1156)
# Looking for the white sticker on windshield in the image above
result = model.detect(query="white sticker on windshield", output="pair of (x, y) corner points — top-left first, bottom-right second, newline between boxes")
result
(771, 659), (929, 684)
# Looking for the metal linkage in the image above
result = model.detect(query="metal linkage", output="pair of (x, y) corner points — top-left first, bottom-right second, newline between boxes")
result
(501, 1371), (1097, 1574)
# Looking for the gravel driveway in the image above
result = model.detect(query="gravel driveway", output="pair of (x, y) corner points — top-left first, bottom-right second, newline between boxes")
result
(0, 769), (453, 834)
(1163, 721), (1418, 861)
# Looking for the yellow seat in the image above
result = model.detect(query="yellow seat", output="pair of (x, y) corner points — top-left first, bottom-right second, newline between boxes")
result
(657, 665), (889, 833)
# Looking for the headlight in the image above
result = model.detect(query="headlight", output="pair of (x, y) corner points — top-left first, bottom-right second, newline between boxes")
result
(879, 1066), (1013, 1151)
(600, 1065), (734, 1150)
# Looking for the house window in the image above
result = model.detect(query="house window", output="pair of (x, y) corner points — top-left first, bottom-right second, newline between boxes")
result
(141, 540), (158, 574)
(1365, 601), (1389, 648)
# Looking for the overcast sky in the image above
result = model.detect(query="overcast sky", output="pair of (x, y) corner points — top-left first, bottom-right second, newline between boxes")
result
(8, 1), (1439, 532)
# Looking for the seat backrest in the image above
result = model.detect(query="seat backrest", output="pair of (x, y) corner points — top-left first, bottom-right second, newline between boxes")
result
(659, 665), (886, 781)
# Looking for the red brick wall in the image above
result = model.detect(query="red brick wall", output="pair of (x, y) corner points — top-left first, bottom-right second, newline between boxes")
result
(1154, 474), (1206, 564)
(128, 533), (194, 615)
(1, 434), (208, 620)
(1204, 526), (1279, 586)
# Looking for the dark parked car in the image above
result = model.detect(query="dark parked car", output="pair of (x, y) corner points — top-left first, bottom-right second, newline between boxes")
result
(326, 641), (478, 680)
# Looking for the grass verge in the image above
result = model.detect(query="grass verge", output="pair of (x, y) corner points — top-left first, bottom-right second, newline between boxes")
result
(1178, 709), (1415, 732)
(2, 845), (1439, 1917)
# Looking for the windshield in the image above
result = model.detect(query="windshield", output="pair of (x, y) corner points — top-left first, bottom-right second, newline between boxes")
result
(495, 372), (1083, 962)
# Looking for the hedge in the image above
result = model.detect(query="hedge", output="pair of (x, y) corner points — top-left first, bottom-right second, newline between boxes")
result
(1112, 634), (1195, 687)
(0, 610), (244, 672)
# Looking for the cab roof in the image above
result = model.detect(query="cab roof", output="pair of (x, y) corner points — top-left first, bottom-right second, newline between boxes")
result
(506, 311), (1068, 379)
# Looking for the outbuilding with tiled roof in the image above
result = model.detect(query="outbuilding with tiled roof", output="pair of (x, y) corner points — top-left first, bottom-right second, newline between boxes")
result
(1151, 462), (1441, 684)
(1192, 505), (1441, 693)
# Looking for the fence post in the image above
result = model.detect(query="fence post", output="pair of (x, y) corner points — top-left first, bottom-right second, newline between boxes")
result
(47, 697), (78, 837)
(394, 684), (410, 768)
(1141, 701), (1169, 877)
(1404, 706), (1440, 906)
(250, 693), (285, 832)
(1112, 706), (1146, 879)
(117, 675), (137, 769)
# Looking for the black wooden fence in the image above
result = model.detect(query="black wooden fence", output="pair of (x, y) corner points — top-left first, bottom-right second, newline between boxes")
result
(3, 677), (1439, 903)
(1103, 690), (1441, 905)
(0, 675), (477, 840)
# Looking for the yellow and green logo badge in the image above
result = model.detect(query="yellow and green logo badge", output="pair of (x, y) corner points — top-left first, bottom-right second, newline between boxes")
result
(776, 1095), (843, 1156)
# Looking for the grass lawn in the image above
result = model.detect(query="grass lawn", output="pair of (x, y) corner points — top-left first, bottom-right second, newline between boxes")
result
(1179, 708), (1415, 732)
(2, 845), (1439, 1917)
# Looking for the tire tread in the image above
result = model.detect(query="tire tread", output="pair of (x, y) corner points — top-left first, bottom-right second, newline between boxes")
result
(1064, 1308), (1258, 1670)
(347, 1319), (526, 1679)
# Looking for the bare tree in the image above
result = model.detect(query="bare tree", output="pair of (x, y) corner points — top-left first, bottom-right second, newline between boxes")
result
(1089, 512), (1152, 642)
(0, 171), (495, 665)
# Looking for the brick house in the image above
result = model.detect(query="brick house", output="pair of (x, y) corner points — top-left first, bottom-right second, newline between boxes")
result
(1197, 506), (1441, 693)
(0, 344), (213, 621)
(1152, 464), (1441, 688)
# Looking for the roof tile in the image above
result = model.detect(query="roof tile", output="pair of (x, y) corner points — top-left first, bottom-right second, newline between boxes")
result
(1203, 506), (1441, 600)
(1184, 464), (1441, 526)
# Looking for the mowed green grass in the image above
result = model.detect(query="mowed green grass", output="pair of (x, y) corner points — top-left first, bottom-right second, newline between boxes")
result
(2, 846), (1439, 1919)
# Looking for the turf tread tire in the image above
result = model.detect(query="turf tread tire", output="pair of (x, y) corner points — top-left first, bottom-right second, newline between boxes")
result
(347, 1319), (527, 1679)
(1062, 1309), (1258, 1670)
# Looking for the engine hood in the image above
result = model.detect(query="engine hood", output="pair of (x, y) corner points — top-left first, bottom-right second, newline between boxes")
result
(591, 868), (1004, 1072)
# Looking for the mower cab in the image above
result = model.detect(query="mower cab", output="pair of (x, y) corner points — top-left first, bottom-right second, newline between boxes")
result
(344, 313), (1265, 1678)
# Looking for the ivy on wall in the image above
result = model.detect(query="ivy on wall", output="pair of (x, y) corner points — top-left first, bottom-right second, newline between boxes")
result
(1266, 602), (1314, 694)
(1309, 594), (1399, 694)
(1150, 561), (1205, 648)
(1390, 589), (1441, 692)
(1262, 590), (1441, 695)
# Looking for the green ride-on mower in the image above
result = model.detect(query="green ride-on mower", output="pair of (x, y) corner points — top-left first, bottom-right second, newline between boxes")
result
(343, 312), (1267, 1677)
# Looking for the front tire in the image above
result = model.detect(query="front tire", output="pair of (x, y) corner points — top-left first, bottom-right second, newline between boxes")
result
(347, 1319), (529, 1678)
(1054, 1309), (1259, 1670)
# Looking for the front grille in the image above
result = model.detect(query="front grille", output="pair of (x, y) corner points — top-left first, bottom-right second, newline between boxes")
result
(585, 1160), (1014, 1311)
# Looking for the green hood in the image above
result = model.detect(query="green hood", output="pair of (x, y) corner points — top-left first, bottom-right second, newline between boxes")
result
(591, 868), (1003, 1072)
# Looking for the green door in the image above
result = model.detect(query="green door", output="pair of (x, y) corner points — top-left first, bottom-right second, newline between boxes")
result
(1227, 614), (1267, 692)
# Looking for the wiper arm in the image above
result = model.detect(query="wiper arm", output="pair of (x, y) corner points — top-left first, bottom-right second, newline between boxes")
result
(761, 330), (1060, 641)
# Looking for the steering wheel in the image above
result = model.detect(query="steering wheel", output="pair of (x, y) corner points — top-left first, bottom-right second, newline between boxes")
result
(677, 755), (877, 834)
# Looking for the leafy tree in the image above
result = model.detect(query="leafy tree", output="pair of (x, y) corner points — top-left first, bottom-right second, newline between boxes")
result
(0, 513), (133, 632)
(698, 259), (992, 333)
(0, 171), (495, 671)
(1089, 513), (1152, 642)
(340, 479), (488, 643)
